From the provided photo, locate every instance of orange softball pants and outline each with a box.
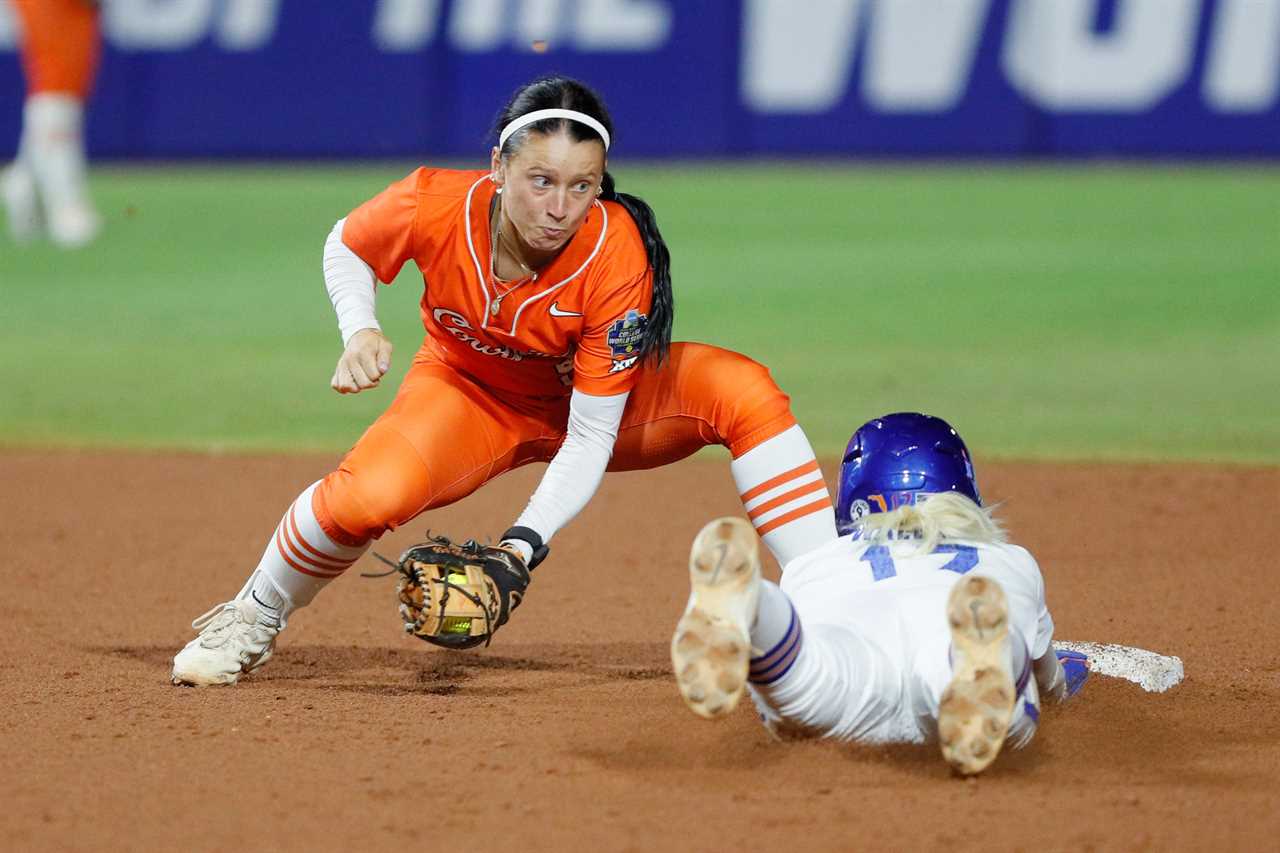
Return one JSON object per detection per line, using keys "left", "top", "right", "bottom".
{"left": 314, "top": 342, "right": 796, "bottom": 546}
{"left": 13, "top": 0, "right": 100, "bottom": 97}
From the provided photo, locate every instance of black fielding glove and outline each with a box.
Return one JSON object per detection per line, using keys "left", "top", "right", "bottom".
{"left": 394, "top": 534, "right": 533, "bottom": 650}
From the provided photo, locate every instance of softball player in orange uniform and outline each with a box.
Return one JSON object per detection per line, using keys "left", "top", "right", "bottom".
{"left": 2, "top": 0, "right": 101, "bottom": 247}
{"left": 173, "top": 76, "right": 838, "bottom": 686}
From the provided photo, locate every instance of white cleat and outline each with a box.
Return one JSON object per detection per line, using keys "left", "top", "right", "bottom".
{"left": 47, "top": 202, "right": 101, "bottom": 249}
{"left": 2, "top": 164, "right": 43, "bottom": 243}
{"left": 171, "top": 599, "right": 282, "bottom": 686}
{"left": 671, "top": 517, "right": 761, "bottom": 720}
{"left": 938, "top": 575, "right": 1016, "bottom": 775}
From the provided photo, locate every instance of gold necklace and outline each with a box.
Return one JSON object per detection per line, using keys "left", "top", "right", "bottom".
{"left": 490, "top": 206, "right": 538, "bottom": 316}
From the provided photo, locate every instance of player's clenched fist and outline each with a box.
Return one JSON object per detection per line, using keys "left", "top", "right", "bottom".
{"left": 331, "top": 328, "right": 393, "bottom": 394}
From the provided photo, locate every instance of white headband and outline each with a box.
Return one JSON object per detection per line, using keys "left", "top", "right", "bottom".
{"left": 498, "top": 108, "right": 611, "bottom": 152}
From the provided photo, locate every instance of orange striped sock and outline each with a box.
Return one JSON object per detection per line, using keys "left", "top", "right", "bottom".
{"left": 242, "top": 481, "right": 369, "bottom": 614}
{"left": 732, "top": 425, "right": 838, "bottom": 567}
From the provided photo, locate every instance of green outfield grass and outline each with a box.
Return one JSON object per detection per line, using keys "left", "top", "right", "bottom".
{"left": 2, "top": 163, "right": 1277, "bottom": 463}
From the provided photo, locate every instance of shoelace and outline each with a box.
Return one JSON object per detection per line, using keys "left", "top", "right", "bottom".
{"left": 190, "top": 602, "right": 233, "bottom": 632}
{"left": 189, "top": 600, "right": 277, "bottom": 649}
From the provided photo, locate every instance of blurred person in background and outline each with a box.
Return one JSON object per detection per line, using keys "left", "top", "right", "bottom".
{"left": 2, "top": 0, "right": 101, "bottom": 247}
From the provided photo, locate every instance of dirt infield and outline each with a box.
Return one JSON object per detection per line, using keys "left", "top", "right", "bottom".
{"left": 2, "top": 449, "right": 1277, "bottom": 852}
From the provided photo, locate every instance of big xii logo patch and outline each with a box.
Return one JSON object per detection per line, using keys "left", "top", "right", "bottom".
{"left": 606, "top": 309, "right": 647, "bottom": 373}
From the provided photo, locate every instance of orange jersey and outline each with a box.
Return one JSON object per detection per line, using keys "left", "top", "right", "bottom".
{"left": 342, "top": 168, "right": 653, "bottom": 398}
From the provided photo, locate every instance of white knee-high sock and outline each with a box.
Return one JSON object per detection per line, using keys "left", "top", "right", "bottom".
{"left": 745, "top": 584, "right": 805, "bottom": 734}
{"left": 1008, "top": 626, "right": 1031, "bottom": 693}
{"left": 2, "top": 156, "right": 40, "bottom": 241}
{"left": 748, "top": 582, "right": 803, "bottom": 686}
{"left": 24, "top": 93, "right": 99, "bottom": 246}
{"left": 25, "top": 95, "right": 89, "bottom": 204}
{"left": 3, "top": 107, "right": 40, "bottom": 241}
{"left": 732, "top": 424, "right": 838, "bottom": 567}
{"left": 235, "top": 481, "right": 369, "bottom": 620}
{"left": 1002, "top": 627, "right": 1039, "bottom": 749}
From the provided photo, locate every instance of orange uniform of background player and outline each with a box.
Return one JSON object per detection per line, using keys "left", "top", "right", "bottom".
{"left": 316, "top": 167, "right": 797, "bottom": 546}
{"left": 12, "top": 0, "right": 99, "bottom": 97}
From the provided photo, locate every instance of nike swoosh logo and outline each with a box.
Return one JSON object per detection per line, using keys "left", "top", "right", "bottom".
{"left": 548, "top": 302, "right": 582, "bottom": 318}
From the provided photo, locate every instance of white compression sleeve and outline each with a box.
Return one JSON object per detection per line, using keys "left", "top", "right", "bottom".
{"left": 512, "top": 389, "right": 628, "bottom": 544}
{"left": 323, "top": 217, "right": 380, "bottom": 346}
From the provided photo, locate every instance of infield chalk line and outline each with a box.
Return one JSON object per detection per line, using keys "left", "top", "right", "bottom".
{"left": 1053, "top": 641, "right": 1184, "bottom": 693}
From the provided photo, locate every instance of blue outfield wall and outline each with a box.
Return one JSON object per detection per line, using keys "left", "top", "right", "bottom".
{"left": 0, "top": 0, "right": 1277, "bottom": 159}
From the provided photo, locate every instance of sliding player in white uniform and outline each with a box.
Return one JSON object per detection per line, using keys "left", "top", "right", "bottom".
{"left": 670, "top": 413, "right": 1088, "bottom": 775}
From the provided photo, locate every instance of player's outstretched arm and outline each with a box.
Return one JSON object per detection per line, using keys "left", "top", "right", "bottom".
{"left": 331, "top": 328, "right": 392, "bottom": 394}
{"left": 506, "top": 389, "right": 628, "bottom": 555}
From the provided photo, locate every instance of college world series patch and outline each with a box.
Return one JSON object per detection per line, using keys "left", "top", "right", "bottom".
{"left": 606, "top": 309, "right": 647, "bottom": 372}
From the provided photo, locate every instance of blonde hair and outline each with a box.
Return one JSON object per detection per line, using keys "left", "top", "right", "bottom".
{"left": 854, "top": 492, "right": 1006, "bottom": 554}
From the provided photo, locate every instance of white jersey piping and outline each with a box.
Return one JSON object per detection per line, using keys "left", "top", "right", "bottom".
{"left": 505, "top": 200, "right": 608, "bottom": 336}
{"left": 462, "top": 175, "right": 492, "bottom": 319}
{"left": 461, "top": 175, "right": 610, "bottom": 337}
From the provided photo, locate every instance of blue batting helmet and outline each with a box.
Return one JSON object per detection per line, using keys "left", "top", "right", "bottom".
{"left": 835, "top": 413, "right": 981, "bottom": 535}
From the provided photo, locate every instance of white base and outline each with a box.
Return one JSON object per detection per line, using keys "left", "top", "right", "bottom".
{"left": 1053, "top": 640, "right": 1184, "bottom": 693}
